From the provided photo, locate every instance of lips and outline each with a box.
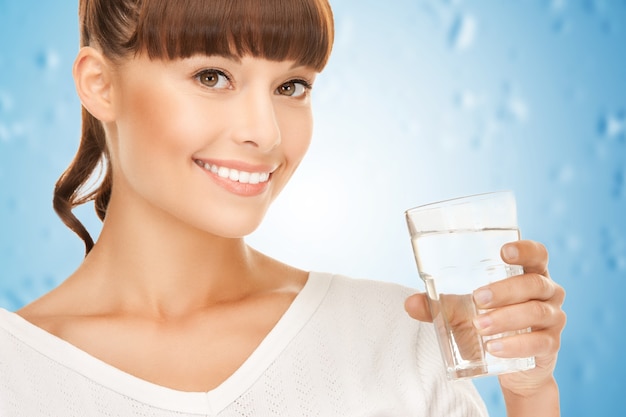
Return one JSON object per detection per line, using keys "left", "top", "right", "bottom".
{"left": 194, "top": 159, "right": 273, "bottom": 185}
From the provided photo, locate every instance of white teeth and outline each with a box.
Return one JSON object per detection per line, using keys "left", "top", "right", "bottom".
{"left": 197, "top": 160, "right": 272, "bottom": 184}
{"left": 218, "top": 166, "right": 230, "bottom": 178}
{"left": 239, "top": 171, "right": 250, "bottom": 183}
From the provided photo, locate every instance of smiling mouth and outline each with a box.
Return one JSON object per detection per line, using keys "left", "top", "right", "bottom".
{"left": 194, "top": 159, "right": 272, "bottom": 184}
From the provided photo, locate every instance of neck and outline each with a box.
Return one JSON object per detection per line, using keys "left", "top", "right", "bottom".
{"left": 72, "top": 192, "right": 266, "bottom": 319}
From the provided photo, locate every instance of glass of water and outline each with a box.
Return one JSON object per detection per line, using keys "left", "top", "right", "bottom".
{"left": 405, "top": 191, "right": 535, "bottom": 379}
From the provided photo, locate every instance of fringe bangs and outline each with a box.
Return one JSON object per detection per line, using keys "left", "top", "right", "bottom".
{"left": 131, "top": 0, "right": 333, "bottom": 71}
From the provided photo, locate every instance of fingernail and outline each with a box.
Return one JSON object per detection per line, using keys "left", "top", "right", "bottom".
{"left": 487, "top": 340, "right": 503, "bottom": 353}
{"left": 473, "top": 315, "right": 492, "bottom": 330}
{"left": 503, "top": 244, "right": 519, "bottom": 261}
{"left": 473, "top": 288, "right": 493, "bottom": 306}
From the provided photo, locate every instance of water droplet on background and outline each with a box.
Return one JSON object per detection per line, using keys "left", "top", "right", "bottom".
{"left": 0, "top": 121, "right": 28, "bottom": 144}
{"left": 612, "top": 168, "right": 624, "bottom": 199}
{"left": 583, "top": 0, "right": 607, "bottom": 15}
{"left": 600, "top": 228, "right": 626, "bottom": 272}
{"left": 564, "top": 234, "right": 583, "bottom": 252}
{"left": 0, "top": 92, "right": 14, "bottom": 113}
{"left": 449, "top": 13, "right": 477, "bottom": 51}
{"left": 598, "top": 111, "right": 625, "bottom": 139}
{"left": 471, "top": 118, "right": 499, "bottom": 150}
{"left": 455, "top": 90, "right": 481, "bottom": 111}
{"left": 549, "top": 0, "right": 568, "bottom": 13}
{"left": 498, "top": 96, "right": 529, "bottom": 123}
{"left": 0, "top": 123, "right": 10, "bottom": 143}
{"left": 552, "top": 164, "right": 576, "bottom": 184}
{"left": 552, "top": 17, "right": 572, "bottom": 34}
{"left": 3, "top": 198, "right": 17, "bottom": 213}
{"left": 35, "top": 49, "right": 60, "bottom": 71}
{"left": 0, "top": 290, "right": 24, "bottom": 313}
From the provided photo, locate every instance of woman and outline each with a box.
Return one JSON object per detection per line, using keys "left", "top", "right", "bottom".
{"left": 0, "top": 0, "right": 565, "bottom": 415}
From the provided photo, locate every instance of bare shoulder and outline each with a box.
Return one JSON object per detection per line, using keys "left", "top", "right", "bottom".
{"left": 15, "top": 284, "right": 76, "bottom": 335}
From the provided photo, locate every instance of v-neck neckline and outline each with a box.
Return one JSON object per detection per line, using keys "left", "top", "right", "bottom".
{"left": 0, "top": 272, "right": 333, "bottom": 415}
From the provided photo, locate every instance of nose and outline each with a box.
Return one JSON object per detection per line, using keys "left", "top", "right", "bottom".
{"left": 231, "top": 88, "right": 281, "bottom": 152}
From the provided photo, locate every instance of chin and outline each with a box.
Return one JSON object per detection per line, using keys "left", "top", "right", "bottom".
{"left": 200, "top": 214, "right": 266, "bottom": 240}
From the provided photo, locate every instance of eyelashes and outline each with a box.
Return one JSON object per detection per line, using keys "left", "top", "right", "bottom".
{"left": 195, "top": 69, "right": 231, "bottom": 89}
{"left": 276, "top": 79, "right": 312, "bottom": 98}
{"left": 193, "top": 69, "right": 313, "bottom": 98}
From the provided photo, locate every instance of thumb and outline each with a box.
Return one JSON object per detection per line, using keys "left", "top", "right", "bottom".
{"left": 404, "top": 292, "right": 433, "bottom": 322}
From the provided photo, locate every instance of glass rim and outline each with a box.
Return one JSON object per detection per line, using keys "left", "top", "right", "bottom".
{"left": 404, "top": 190, "right": 515, "bottom": 215}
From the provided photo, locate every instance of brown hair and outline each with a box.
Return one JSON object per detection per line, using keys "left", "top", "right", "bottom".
{"left": 54, "top": 0, "right": 334, "bottom": 254}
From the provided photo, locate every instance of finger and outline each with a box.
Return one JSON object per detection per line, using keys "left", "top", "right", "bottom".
{"left": 473, "top": 273, "right": 564, "bottom": 309}
{"left": 404, "top": 292, "right": 433, "bottom": 322}
{"left": 473, "top": 300, "right": 564, "bottom": 336}
{"left": 484, "top": 329, "right": 561, "bottom": 359}
{"left": 501, "top": 240, "right": 549, "bottom": 276}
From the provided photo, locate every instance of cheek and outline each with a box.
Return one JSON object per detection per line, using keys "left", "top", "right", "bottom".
{"left": 117, "top": 89, "right": 203, "bottom": 167}
{"left": 129, "top": 92, "right": 190, "bottom": 148}
{"left": 280, "top": 107, "right": 313, "bottom": 165}
{"left": 111, "top": 87, "right": 211, "bottom": 203}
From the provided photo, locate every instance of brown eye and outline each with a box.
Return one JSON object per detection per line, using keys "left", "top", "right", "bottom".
{"left": 277, "top": 80, "right": 310, "bottom": 97}
{"left": 196, "top": 69, "right": 230, "bottom": 89}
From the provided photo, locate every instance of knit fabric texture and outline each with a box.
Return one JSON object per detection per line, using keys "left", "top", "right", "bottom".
{"left": 0, "top": 272, "right": 488, "bottom": 416}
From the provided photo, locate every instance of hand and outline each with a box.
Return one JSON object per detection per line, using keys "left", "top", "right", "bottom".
{"left": 405, "top": 240, "right": 566, "bottom": 402}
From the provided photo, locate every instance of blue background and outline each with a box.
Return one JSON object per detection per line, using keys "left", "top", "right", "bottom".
{"left": 1, "top": 1, "right": 625, "bottom": 415}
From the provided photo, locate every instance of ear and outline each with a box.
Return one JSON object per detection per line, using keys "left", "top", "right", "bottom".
{"left": 73, "top": 46, "right": 116, "bottom": 122}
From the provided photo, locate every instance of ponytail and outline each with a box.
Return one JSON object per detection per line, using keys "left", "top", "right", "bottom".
{"left": 53, "top": 108, "right": 112, "bottom": 255}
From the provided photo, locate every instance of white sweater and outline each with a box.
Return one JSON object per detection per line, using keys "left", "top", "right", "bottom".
{"left": 0, "top": 272, "right": 488, "bottom": 416}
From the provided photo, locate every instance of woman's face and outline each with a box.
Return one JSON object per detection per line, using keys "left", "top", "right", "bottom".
{"left": 106, "top": 54, "right": 317, "bottom": 238}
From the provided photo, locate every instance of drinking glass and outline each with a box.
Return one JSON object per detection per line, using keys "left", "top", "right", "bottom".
{"left": 405, "top": 191, "right": 535, "bottom": 379}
